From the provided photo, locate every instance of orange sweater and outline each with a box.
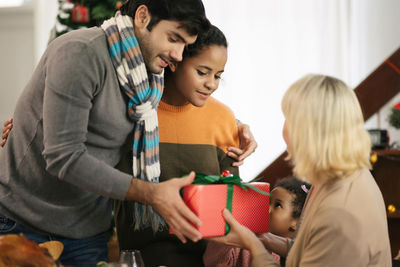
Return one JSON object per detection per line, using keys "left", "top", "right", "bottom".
{"left": 158, "top": 96, "right": 240, "bottom": 180}
{"left": 116, "top": 97, "right": 240, "bottom": 267}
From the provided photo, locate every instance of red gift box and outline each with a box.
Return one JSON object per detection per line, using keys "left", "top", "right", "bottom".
{"left": 181, "top": 182, "right": 269, "bottom": 237}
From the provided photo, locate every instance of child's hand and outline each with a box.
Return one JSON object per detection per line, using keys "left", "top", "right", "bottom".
{"left": 228, "top": 123, "right": 257, "bottom": 166}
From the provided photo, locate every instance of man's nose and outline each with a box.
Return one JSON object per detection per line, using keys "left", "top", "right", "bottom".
{"left": 170, "top": 44, "right": 184, "bottom": 62}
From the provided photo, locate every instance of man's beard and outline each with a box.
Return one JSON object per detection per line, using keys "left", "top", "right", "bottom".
{"left": 136, "top": 32, "right": 162, "bottom": 74}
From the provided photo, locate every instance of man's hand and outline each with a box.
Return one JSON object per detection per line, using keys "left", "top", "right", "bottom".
{"left": 228, "top": 123, "right": 257, "bottom": 166}
{"left": 125, "top": 172, "right": 202, "bottom": 244}
{"left": 1, "top": 118, "right": 13, "bottom": 147}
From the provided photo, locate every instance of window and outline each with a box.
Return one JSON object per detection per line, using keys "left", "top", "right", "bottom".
{"left": 0, "top": 0, "right": 32, "bottom": 8}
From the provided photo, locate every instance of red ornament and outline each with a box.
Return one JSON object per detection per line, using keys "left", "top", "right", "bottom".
{"left": 116, "top": 1, "right": 123, "bottom": 10}
{"left": 394, "top": 102, "right": 400, "bottom": 110}
{"left": 72, "top": 3, "right": 90, "bottom": 23}
{"left": 221, "top": 170, "right": 231, "bottom": 177}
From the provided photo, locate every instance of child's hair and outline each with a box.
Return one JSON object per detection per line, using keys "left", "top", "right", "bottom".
{"left": 165, "top": 24, "right": 227, "bottom": 78}
{"left": 274, "top": 177, "right": 311, "bottom": 219}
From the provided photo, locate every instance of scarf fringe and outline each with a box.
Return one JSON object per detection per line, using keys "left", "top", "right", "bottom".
{"left": 132, "top": 202, "right": 167, "bottom": 232}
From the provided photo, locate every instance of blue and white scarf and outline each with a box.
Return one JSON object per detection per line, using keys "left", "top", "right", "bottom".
{"left": 101, "top": 11, "right": 165, "bottom": 231}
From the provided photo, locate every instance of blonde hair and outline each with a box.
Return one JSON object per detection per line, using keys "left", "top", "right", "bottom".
{"left": 281, "top": 74, "right": 371, "bottom": 184}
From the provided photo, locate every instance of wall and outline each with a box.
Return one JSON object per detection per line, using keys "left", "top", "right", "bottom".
{"left": 202, "top": 0, "right": 400, "bottom": 179}
{"left": 0, "top": 5, "right": 34, "bottom": 124}
{"left": 350, "top": 0, "right": 400, "bottom": 148}
{"left": 0, "top": 0, "right": 57, "bottom": 125}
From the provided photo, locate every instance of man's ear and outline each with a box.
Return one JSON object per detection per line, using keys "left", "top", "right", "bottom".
{"left": 134, "top": 5, "right": 151, "bottom": 29}
{"left": 168, "top": 62, "right": 178, "bottom": 72}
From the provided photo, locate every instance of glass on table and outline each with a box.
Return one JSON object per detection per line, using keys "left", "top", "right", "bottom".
{"left": 119, "top": 249, "right": 145, "bottom": 267}
{"left": 96, "top": 262, "right": 128, "bottom": 267}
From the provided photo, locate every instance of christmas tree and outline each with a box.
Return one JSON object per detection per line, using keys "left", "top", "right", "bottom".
{"left": 388, "top": 102, "right": 400, "bottom": 129}
{"left": 55, "top": 0, "right": 122, "bottom": 37}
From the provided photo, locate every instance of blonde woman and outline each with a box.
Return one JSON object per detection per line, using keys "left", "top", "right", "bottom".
{"left": 211, "top": 74, "right": 391, "bottom": 266}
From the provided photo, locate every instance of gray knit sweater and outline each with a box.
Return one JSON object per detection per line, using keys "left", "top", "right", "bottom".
{"left": 0, "top": 27, "right": 134, "bottom": 239}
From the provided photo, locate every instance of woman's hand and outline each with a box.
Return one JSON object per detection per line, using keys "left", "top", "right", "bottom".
{"left": 257, "top": 232, "right": 291, "bottom": 257}
{"left": 228, "top": 123, "right": 257, "bottom": 166}
{"left": 1, "top": 118, "right": 13, "bottom": 147}
{"left": 209, "top": 209, "right": 266, "bottom": 256}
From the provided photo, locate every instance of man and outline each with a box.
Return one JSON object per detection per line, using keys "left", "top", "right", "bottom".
{"left": 0, "top": 0, "right": 257, "bottom": 266}
{"left": 0, "top": 1, "right": 209, "bottom": 266}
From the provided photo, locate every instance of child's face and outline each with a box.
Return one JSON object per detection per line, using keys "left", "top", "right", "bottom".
{"left": 164, "top": 45, "right": 227, "bottom": 107}
{"left": 269, "top": 187, "right": 298, "bottom": 239}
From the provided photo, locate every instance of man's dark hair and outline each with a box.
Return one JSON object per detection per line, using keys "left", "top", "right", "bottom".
{"left": 120, "top": 0, "right": 210, "bottom": 36}
{"left": 275, "top": 176, "right": 311, "bottom": 219}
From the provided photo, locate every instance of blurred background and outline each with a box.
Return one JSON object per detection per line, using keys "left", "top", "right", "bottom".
{"left": 0, "top": 0, "right": 399, "bottom": 180}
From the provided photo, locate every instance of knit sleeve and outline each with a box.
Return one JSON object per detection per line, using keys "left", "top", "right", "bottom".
{"left": 208, "top": 98, "right": 240, "bottom": 175}
{"left": 41, "top": 36, "right": 132, "bottom": 199}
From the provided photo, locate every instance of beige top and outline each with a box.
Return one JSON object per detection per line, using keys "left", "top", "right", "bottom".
{"left": 252, "top": 168, "right": 391, "bottom": 267}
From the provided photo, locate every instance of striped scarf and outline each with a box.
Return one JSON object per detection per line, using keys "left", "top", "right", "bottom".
{"left": 101, "top": 11, "right": 165, "bottom": 231}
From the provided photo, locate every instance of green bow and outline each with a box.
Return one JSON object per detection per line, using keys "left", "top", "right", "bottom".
{"left": 192, "top": 174, "right": 269, "bottom": 196}
{"left": 187, "top": 173, "right": 269, "bottom": 234}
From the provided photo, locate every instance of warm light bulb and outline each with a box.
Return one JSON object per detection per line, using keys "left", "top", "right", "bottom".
{"left": 370, "top": 153, "right": 378, "bottom": 164}
{"left": 388, "top": 204, "right": 396, "bottom": 213}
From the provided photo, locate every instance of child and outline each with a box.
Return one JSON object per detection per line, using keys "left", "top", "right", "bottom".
{"left": 114, "top": 25, "right": 240, "bottom": 267}
{"left": 269, "top": 177, "right": 311, "bottom": 240}
{"left": 203, "top": 176, "right": 311, "bottom": 267}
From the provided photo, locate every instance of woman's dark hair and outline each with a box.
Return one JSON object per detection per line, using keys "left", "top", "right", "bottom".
{"left": 183, "top": 24, "right": 228, "bottom": 58}
{"left": 274, "top": 176, "right": 311, "bottom": 219}
{"left": 164, "top": 24, "right": 227, "bottom": 79}
{"left": 120, "top": 0, "right": 210, "bottom": 36}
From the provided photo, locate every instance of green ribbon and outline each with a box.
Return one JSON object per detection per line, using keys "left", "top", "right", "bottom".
{"left": 189, "top": 174, "right": 269, "bottom": 234}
